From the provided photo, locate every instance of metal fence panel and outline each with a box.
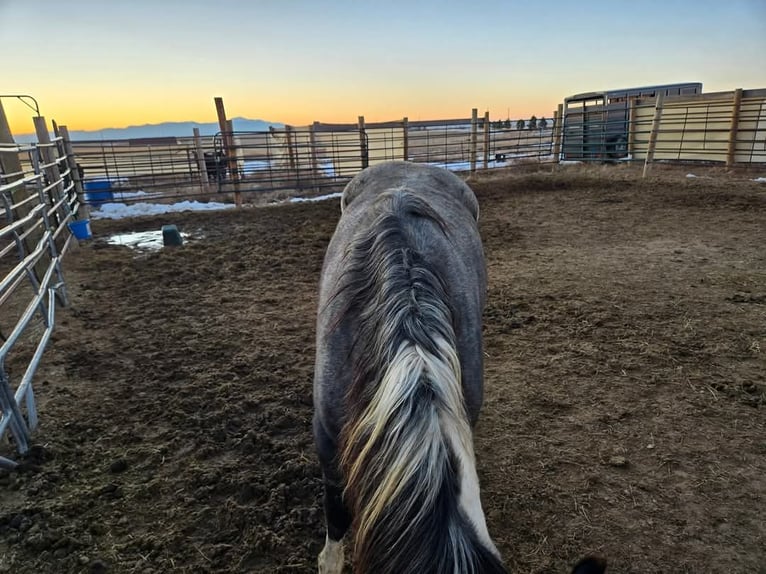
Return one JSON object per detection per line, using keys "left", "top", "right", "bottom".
{"left": 0, "top": 138, "right": 76, "bottom": 468}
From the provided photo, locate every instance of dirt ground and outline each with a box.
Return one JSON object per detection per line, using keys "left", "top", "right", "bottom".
{"left": 1, "top": 164, "right": 764, "bottom": 573}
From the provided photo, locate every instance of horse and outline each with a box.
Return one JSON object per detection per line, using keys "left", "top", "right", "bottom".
{"left": 312, "top": 161, "right": 606, "bottom": 574}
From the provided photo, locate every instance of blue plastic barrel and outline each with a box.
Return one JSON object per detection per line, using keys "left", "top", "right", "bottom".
{"left": 83, "top": 180, "right": 114, "bottom": 206}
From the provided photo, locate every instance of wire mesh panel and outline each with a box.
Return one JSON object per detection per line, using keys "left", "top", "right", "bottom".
{"left": 652, "top": 96, "right": 732, "bottom": 161}
{"left": 486, "top": 118, "right": 556, "bottom": 166}
{"left": 406, "top": 117, "right": 555, "bottom": 171}
{"left": 206, "top": 127, "right": 363, "bottom": 198}
{"left": 738, "top": 97, "right": 766, "bottom": 164}
{"left": 407, "top": 119, "right": 474, "bottom": 169}
{"left": 627, "top": 90, "right": 766, "bottom": 164}
{"left": 72, "top": 137, "right": 210, "bottom": 203}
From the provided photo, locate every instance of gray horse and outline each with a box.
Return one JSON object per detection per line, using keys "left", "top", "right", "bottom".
{"left": 313, "top": 161, "right": 605, "bottom": 574}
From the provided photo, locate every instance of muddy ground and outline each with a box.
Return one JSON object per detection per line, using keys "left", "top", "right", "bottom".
{"left": 1, "top": 165, "right": 764, "bottom": 573}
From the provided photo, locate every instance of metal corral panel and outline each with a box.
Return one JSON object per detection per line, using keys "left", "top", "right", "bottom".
{"left": 631, "top": 89, "right": 766, "bottom": 163}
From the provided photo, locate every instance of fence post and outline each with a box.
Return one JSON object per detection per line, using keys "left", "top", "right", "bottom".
{"left": 0, "top": 102, "right": 23, "bottom": 180}
{"left": 192, "top": 128, "right": 210, "bottom": 194}
{"left": 627, "top": 98, "right": 638, "bottom": 159}
{"left": 0, "top": 370, "right": 31, "bottom": 457}
{"left": 358, "top": 115, "right": 368, "bottom": 169}
{"left": 402, "top": 117, "right": 409, "bottom": 161}
{"left": 642, "top": 92, "right": 665, "bottom": 178}
{"left": 214, "top": 97, "right": 242, "bottom": 206}
{"left": 470, "top": 108, "right": 478, "bottom": 174}
{"left": 30, "top": 117, "right": 64, "bottom": 292}
{"left": 552, "top": 103, "right": 564, "bottom": 163}
{"left": 726, "top": 88, "right": 743, "bottom": 168}
{"left": 214, "top": 96, "right": 230, "bottom": 155}
{"left": 58, "top": 125, "right": 85, "bottom": 209}
{"left": 0, "top": 104, "right": 30, "bottom": 272}
{"left": 285, "top": 125, "right": 297, "bottom": 183}
{"left": 226, "top": 119, "right": 242, "bottom": 207}
{"left": 483, "top": 111, "right": 490, "bottom": 170}
{"left": 310, "top": 122, "right": 320, "bottom": 192}
{"left": 33, "top": 116, "right": 68, "bottom": 222}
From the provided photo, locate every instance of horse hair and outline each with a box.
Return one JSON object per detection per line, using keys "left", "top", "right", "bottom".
{"left": 333, "top": 190, "right": 506, "bottom": 574}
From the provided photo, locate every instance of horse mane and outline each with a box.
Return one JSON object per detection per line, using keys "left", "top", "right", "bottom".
{"left": 332, "top": 190, "right": 506, "bottom": 574}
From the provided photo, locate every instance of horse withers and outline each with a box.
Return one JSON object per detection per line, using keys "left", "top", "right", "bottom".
{"left": 312, "top": 161, "right": 605, "bottom": 574}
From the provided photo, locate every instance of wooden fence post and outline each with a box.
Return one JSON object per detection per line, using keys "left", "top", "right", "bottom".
{"left": 552, "top": 103, "right": 564, "bottom": 163}
{"left": 470, "top": 108, "right": 478, "bottom": 174}
{"left": 643, "top": 92, "right": 665, "bottom": 178}
{"left": 402, "top": 117, "right": 409, "bottom": 161}
{"left": 192, "top": 127, "right": 210, "bottom": 194}
{"left": 33, "top": 116, "right": 67, "bottom": 221}
{"left": 358, "top": 115, "right": 368, "bottom": 169}
{"left": 214, "top": 97, "right": 241, "bottom": 206}
{"left": 0, "top": 102, "right": 23, "bottom": 179}
{"left": 1, "top": 103, "right": 44, "bottom": 268}
{"left": 31, "top": 116, "right": 65, "bottom": 275}
{"left": 58, "top": 125, "right": 87, "bottom": 214}
{"left": 483, "top": 111, "right": 490, "bottom": 170}
{"left": 214, "top": 96, "right": 230, "bottom": 154}
{"left": 726, "top": 88, "right": 743, "bottom": 168}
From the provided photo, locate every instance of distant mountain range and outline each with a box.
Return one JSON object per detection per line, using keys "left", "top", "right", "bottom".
{"left": 15, "top": 117, "right": 284, "bottom": 143}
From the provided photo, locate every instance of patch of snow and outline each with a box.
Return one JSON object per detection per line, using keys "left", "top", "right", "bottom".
{"left": 288, "top": 192, "right": 342, "bottom": 204}
{"left": 318, "top": 159, "right": 336, "bottom": 178}
{"left": 427, "top": 161, "right": 473, "bottom": 172}
{"left": 110, "top": 190, "right": 149, "bottom": 199}
{"left": 241, "top": 160, "right": 271, "bottom": 175}
{"left": 91, "top": 200, "right": 235, "bottom": 220}
{"left": 752, "top": 177, "right": 766, "bottom": 183}
{"left": 107, "top": 230, "right": 190, "bottom": 250}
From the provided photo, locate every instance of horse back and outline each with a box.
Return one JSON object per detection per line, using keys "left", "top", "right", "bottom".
{"left": 314, "top": 162, "right": 487, "bottom": 441}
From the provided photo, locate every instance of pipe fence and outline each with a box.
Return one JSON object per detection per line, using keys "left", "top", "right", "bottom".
{"left": 68, "top": 112, "right": 558, "bottom": 204}
{"left": 67, "top": 89, "right": 765, "bottom": 206}
{"left": 0, "top": 134, "right": 79, "bottom": 468}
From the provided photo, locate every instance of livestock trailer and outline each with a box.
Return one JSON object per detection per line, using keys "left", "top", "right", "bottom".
{"left": 561, "top": 82, "right": 703, "bottom": 160}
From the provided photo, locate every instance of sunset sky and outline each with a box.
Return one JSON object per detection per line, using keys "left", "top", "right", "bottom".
{"left": 2, "top": 0, "right": 765, "bottom": 136}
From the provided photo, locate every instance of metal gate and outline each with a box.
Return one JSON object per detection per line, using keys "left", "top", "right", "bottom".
{"left": 210, "top": 126, "right": 369, "bottom": 195}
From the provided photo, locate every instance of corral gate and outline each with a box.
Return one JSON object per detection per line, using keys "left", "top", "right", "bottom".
{"left": 209, "top": 125, "right": 371, "bottom": 195}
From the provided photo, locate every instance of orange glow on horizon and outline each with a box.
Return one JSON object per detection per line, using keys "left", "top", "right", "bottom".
{"left": 3, "top": 1, "right": 765, "bottom": 139}
{"left": 4, "top": 90, "right": 562, "bottom": 136}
